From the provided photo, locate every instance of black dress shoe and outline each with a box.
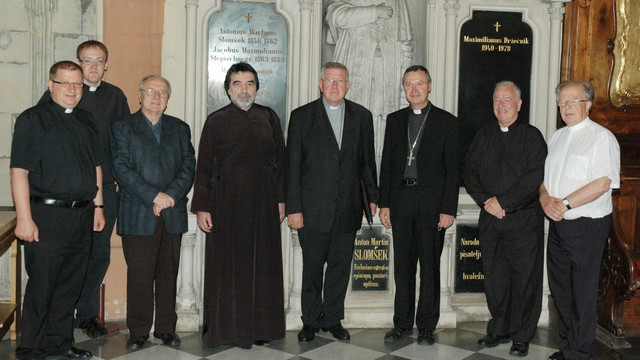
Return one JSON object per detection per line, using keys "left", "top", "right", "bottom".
{"left": 126, "top": 335, "right": 149, "bottom": 350}
{"left": 323, "top": 323, "right": 350, "bottom": 340}
{"left": 298, "top": 324, "right": 318, "bottom": 341}
{"left": 45, "top": 347, "right": 93, "bottom": 359}
{"left": 477, "top": 333, "right": 511, "bottom": 348}
{"left": 418, "top": 328, "right": 435, "bottom": 345}
{"left": 78, "top": 318, "right": 108, "bottom": 339}
{"left": 254, "top": 340, "right": 269, "bottom": 346}
{"left": 153, "top": 332, "right": 181, "bottom": 346}
{"left": 510, "top": 342, "right": 529, "bottom": 357}
{"left": 384, "top": 326, "right": 413, "bottom": 342}
{"left": 549, "top": 351, "right": 566, "bottom": 360}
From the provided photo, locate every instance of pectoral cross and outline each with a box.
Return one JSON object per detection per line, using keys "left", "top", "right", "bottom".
{"left": 407, "top": 149, "right": 416, "bottom": 166}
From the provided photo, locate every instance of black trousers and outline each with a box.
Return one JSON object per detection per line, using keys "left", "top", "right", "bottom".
{"left": 479, "top": 207, "right": 544, "bottom": 342}
{"left": 391, "top": 186, "right": 444, "bottom": 330}
{"left": 548, "top": 215, "right": 611, "bottom": 360}
{"left": 75, "top": 183, "right": 118, "bottom": 325}
{"left": 16, "top": 203, "right": 93, "bottom": 360}
{"left": 121, "top": 217, "right": 182, "bottom": 336}
{"left": 298, "top": 221, "right": 356, "bottom": 328}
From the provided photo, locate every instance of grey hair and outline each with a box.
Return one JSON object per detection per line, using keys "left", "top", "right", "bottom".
{"left": 555, "top": 80, "right": 594, "bottom": 102}
{"left": 494, "top": 81, "right": 521, "bottom": 100}
{"left": 320, "top": 62, "right": 349, "bottom": 81}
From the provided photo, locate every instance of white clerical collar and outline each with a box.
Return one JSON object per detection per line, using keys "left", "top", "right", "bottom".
{"left": 65, "top": 108, "right": 73, "bottom": 113}
{"left": 89, "top": 86, "right": 98, "bottom": 92}
{"left": 500, "top": 126, "right": 509, "bottom": 132}
{"left": 329, "top": 105, "right": 340, "bottom": 111}
{"left": 413, "top": 109, "right": 421, "bottom": 115}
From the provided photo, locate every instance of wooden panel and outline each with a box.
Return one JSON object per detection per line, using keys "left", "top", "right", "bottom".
{"left": 562, "top": 0, "right": 640, "bottom": 339}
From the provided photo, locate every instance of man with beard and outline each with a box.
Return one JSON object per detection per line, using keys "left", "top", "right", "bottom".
{"left": 192, "top": 62, "right": 286, "bottom": 349}
{"left": 286, "top": 62, "right": 379, "bottom": 342}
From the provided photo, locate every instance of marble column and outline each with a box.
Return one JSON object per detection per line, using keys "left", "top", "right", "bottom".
{"left": 25, "top": 0, "right": 56, "bottom": 104}
{"left": 442, "top": 0, "right": 460, "bottom": 113}
{"left": 544, "top": 0, "right": 571, "bottom": 139}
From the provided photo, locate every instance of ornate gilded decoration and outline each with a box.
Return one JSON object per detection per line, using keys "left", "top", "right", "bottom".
{"left": 609, "top": 0, "right": 640, "bottom": 108}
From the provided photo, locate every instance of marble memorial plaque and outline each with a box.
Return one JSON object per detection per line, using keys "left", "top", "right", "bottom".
{"left": 455, "top": 224, "right": 485, "bottom": 293}
{"left": 208, "top": 1, "right": 288, "bottom": 130}
{"left": 457, "top": 11, "right": 533, "bottom": 167}
{"left": 352, "top": 227, "right": 390, "bottom": 291}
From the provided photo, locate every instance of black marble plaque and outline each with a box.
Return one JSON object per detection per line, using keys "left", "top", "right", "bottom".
{"left": 455, "top": 224, "right": 485, "bottom": 293}
{"left": 457, "top": 11, "right": 533, "bottom": 175}
{"left": 351, "top": 226, "right": 390, "bottom": 291}
{"left": 207, "top": 1, "right": 288, "bottom": 131}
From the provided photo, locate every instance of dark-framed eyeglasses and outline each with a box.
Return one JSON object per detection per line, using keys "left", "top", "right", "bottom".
{"left": 51, "top": 80, "right": 83, "bottom": 89}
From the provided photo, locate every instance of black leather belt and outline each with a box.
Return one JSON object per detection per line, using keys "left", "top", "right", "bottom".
{"left": 402, "top": 178, "right": 418, "bottom": 186}
{"left": 30, "top": 196, "right": 91, "bottom": 208}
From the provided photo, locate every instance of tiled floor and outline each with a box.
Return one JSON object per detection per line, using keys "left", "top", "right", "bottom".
{"left": 1, "top": 322, "right": 638, "bottom": 359}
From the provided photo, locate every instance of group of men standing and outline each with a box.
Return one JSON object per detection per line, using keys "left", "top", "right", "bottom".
{"left": 9, "top": 39, "right": 618, "bottom": 360}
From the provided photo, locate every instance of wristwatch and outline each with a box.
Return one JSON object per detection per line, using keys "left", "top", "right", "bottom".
{"left": 562, "top": 198, "right": 571, "bottom": 210}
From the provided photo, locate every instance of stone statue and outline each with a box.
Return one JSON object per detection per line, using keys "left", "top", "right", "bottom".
{"left": 326, "top": 0, "right": 414, "bottom": 167}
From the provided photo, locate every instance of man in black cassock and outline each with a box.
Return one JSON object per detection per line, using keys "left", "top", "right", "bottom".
{"left": 463, "top": 81, "right": 547, "bottom": 357}
{"left": 192, "top": 62, "right": 286, "bottom": 349}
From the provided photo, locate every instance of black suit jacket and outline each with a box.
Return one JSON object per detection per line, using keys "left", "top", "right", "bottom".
{"left": 379, "top": 104, "right": 459, "bottom": 226}
{"left": 111, "top": 110, "right": 196, "bottom": 236}
{"left": 286, "top": 98, "right": 379, "bottom": 233}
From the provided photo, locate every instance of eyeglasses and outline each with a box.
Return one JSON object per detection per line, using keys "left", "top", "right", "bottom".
{"left": 557, "top": 99, "right": 589, "bottom": 107}
{"left": 141, "top": 88, "right": 170, "bottom": 98}
{"left": 51, "top": 80, "right": 83, "bottom": 89}
{"left": 324, "top": 78, "right": 348, "bottom": 86}
{"left": 78, "top": 59, "right": 106, "bottom": 66}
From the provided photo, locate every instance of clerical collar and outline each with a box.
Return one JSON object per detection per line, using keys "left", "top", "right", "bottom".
{"left": 323, "top": 98, "right": 344, "bottom": 111}
{"left": 500, "top": 126, "right": 509, "bottom": 132}
{"left": 89, "top": 86, "right": 98, "bottom": 92}
{"left": 411, "top": 103, "right": 430, "bottom": 115}
{"left": 65, "top": 108, "right": 73, "bottom": 113}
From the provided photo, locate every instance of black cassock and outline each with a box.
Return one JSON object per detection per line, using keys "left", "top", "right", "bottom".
{"left": 463, "top": 119, "right": 547, "bottom": 342}
{"left": 192, "top": 103, "right": 285, "bottom": 348}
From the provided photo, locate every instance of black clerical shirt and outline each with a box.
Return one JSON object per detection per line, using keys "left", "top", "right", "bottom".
{"left": 10, "top": 101, "right": 103, "bottom": 201}
{"left": 38, "top": 81, "right": 129, "bottom": 184}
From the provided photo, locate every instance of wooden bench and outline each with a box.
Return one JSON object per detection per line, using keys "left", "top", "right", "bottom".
{"left": 0, "top": 210, "right": 20, "bottom": 340}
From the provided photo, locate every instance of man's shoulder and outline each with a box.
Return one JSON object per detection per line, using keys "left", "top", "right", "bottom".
{"left": 429, "top": 104, "right": 456, "bottom": 120}
{"left": 344, "top": 98, "right": 370, "bottom": 114}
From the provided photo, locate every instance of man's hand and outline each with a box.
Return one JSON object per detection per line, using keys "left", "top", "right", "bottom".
{"left": 153, "top": 192, "right": 175, "bottom": 210}
{"left": 288, "top": 212, "right": 304, "bottom": 230}
{"left": 379, "top": 207, "right": 391, "bottom": 229}
{"left": 15, "top": 218, "right": 39, "bottom": 242}
{"left": 540, "top": 193, "right": 565, "bottom": 222}
{"left": 197, "top": 211, "right": 213, "bottom": 233}
{"left": 94, "top": 208, "right": 106, "bottom": 232}
{"left": 438, "top": 214, "right": 454, "bottom": 231}
{"left": 484, "top": 197, "right": 505, "bottom": 219}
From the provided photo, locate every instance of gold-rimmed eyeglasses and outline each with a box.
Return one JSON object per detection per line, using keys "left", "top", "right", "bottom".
{"left": 557, "top": 99, "right": 589, "bottom": 107}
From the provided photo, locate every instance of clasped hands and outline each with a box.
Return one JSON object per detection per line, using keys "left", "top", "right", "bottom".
{"left": 153, "top": 192, "right": 175, "bottom": 216}
{"left": 484, "top": 197, "right": 505, "bottom": 219}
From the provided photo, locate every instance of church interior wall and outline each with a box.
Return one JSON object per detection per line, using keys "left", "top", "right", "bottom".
{"left": 0, "top": 0, "right": 585, "bottom": 331}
